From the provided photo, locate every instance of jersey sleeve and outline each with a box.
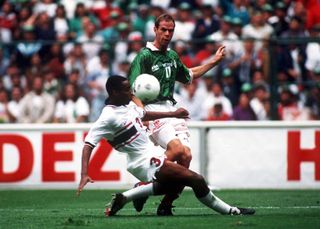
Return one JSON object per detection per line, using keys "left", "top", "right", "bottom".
{"left": 84, "top": 111, "right": 113, "bottom": 147}
{"left": 173, "top": 51, "right": 192, "bottom": 84}
{"left": 128, "top": 49, "right": 149, "bottom": 86}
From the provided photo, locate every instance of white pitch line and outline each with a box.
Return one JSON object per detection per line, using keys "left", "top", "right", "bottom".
{"left": 0, "top": 206, "right": 319, "bottom": 212}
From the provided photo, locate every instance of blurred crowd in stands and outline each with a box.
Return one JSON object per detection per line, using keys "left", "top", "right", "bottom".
{"left": 0, "top": 0, "right": 319, "bottom": 123}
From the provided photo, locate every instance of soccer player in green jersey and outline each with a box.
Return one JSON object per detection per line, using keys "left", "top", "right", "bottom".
{"left": 128, "top": 14, "right": 226, "bottom": 216}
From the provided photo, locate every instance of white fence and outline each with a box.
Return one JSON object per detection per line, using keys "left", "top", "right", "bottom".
{"left": 0, "top": 121, "right": 319, "bottom": 189}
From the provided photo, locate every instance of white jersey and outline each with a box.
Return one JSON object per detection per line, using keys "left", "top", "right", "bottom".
{"left": 85, "top": 102, "right": 165, "bottom": 182}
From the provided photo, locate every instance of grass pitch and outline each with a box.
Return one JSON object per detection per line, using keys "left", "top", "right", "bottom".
{"left": 0, "top": 189, "right": 319, "bottom": 229}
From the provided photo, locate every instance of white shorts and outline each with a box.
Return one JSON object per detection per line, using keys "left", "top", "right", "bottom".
{"left": 127, "top": 147, "right": 166, "bottom": 182}
{"left": 145, "top": 101, "right": 191, "bottom": 149}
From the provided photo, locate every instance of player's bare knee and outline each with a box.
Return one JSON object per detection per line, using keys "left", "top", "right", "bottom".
{"left": 167, "top": 139, "right": 185, "bottom": 159}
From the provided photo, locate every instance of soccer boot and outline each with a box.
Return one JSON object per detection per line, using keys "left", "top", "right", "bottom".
{"left": 229, "top": 207, "right": 255, "bottom": 215}
{"left": 132, "top": 182, "right": 149, "bottom": 212}
{"left": 157, "top": 203, "right": 175, "bottom": 216}
{"left": 105, "top": 193, "right": 127, "bottom": 217}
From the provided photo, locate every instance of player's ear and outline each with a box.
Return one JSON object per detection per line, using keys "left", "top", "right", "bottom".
{"left": 153, "top": 26, "right": 157, "bottom": 34}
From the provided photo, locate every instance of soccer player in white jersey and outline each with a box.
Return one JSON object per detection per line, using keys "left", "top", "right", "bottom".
{"left": 77, "top": 75, "right": 255, "bottom": 217}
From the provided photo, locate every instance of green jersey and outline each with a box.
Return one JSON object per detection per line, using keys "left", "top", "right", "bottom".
{"left": 128, "top": 42, "right": 192, "bottom": 103}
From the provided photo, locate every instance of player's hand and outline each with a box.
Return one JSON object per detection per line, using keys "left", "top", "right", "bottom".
{"left": 174, "top": 108, "right": 189, "bottom": 119}
{"left": 213, "top": 46, "right": 226, "bottom": 63}
{"left": 77, "top": 174, "right": 94, "bottom": 196}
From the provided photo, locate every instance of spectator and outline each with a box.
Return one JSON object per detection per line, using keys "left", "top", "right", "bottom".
{"left": 201, "top": 82, "right": 233, "bottom": 120}
{"left": 132, "top": 4, "right": 151, "bottom": 37}
{"left": 233, "top": 93, "right": 257, "bottom": 120}
{"left": 76, "top": 20, "right": 103, "bottom": 60}
{"left": 25, "top": 53, "right": 43, "bottom": 91}
{"left": 53, "top": 4, "right": 69, "bottom": 40}
{"left": 221, "top": 68, "right": 239, "bottom": 106}
{"left": 13, "top": 6, "right": 32, "bottom": 40}
{"left": 278, "top": 16, "right": 307, "bottom": 86}
{"left": 34, "top": 12, "right": 56, "bottom": 42}
{"left": 230, "top": 17, "right": 243, "bottom": 38}
{"left": 250, "top": 83, "right": 269, "bottom": 120}
{"left": 268, "top": 2, "right": 289, "bottom": 36}
{"left": 228, "top": 37, "right": 261, "bottom": 86}
{"left": 242, "top": 10, "right": 274, "bottom": 50}
{"left": 192, "top": 4, "right": 220, "bottom": 40}
{"left": 53, "top": 83, "right": 89, "bottom": 123}
{"left": 305, "top": 82, "right": 320, "bottom": 119}
{"left": 64, "top": 43, "right": 87, "bottom": 86}
{"left": 15, "top": 26, "right": 42, "bottom": 70}
{"left": 45, "top": 43, "right": 65, "bottom": 80}
{"left": 175, "top": 81, "right": 205, "bottom": 121}
{"left": 19, "top": 76, "right": 55, "bottom": 123}
{"left": 305, "top": 25, "right": 320, "bottom": 81}
{"left": 277, "top": 85, "right": 310, "bottom": 120}
{"left": 0, "top": 1, "right": 16, "bottom": 43}
{"left": 99, "top": 11, "right": 123, "bottom": 42}
{"left": 207, "top": 99, "right": 231, "bottom": 121}
{"left": 194, "top": 38, "right": 218, "bottom": 66}
{"left": 43, "top": 68, "right": 60, "bottom": 97}
{"left": 86, "top": 48, "right": 111, "bottom": 122}
{"left": 7, "top": 86, "right": 23, "bottom": 123}
{"left": 3, "top": 64, "right": 25, "bottom": 92}
{"left": 33, "top": 0, "right": 57, "bottom": 18}
{"left": 174, "top": 40, "right": 195, "bottom": 68}
{"left": 172, "top": 3, "right": 195, "bottom": 41}
{"left": 69, "top": 3, "right": 99, "bottom": 39}
{"left": 90, "top": 0, "right": 123, "bottom": 29}
{"left": 0, "top": 89, "right": 9, "bottom": 123}
{"left": 127, "top": 31, "right": 144, "bottom": 63}
{"left": 0, "top": 48, "right": 10, "bottom": 76}
{"left": 209, "top": 16, "right": 241, "bottom": 58}
{"left": 219, "top": 0, "right": 250, "bottom": 25}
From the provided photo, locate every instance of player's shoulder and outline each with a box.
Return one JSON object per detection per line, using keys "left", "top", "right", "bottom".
{"left": 137, "top": 47, "right": 152, "bottom": 57}
{"left": 168, "top": 49, "right": 179, "bottom": 58}
{"left": 98, "top": 105, "right": 117, "bottom": 121}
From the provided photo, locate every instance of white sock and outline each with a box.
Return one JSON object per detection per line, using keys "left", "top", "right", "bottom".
{"left": 198, "top": 191, "right": 235, "bottom": 214}
{"left": 122, "top": 183, "right": 154, "bottom": 203}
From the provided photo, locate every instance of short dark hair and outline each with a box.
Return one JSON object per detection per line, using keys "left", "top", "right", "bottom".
{"left": 154, "top": 14, "right": 175, "bottom": 28}
{"left": 105, "top": 75, "right": 127, "bottom": 96}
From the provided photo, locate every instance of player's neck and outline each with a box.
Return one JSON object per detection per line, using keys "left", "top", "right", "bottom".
{"left": 153, "top": 41, "right": 167, "bottom": 52}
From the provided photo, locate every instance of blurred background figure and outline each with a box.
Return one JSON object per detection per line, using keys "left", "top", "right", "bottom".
{"left": 233, "top": 93, "right": 257, "bottom": 121}
{"left": 277, "top": 85, "right": 311, "bottom": 121}
{"left": 7, "top": 86, "right": 23, "bottom": 123}
{"left": 53, "top": 83, "right": 90, "bottom": 123}
{"left": 201, "top": 82, "right": 233, "bottom": 120}
{"left": 175, "top": 81, "right": 204, "bottom": 121}
{"left": 18, "top": 76, "right": 55, "bottom": 123}
{"left": 207, "top": 99, "right": 231, "bottom": 121}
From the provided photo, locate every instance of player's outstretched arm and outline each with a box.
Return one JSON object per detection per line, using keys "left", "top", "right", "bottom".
{"left": 190, "top": 46, "right": 226, "bottom": 79}
{"left": 132, "top": 95, "right": 144, "bottom": 108}
{"left": 77, "top": 145, "right": 94, "bottom": 196}
{"left": 142, "top": 108, "right": 189, "bottom": 121}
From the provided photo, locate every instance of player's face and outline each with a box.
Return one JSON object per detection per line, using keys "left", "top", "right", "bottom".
{"left": 118, "top": 81, "right": 133, "bottom": 105}
{"left": 154, "top": 20, "right": 175, "bottom": 50}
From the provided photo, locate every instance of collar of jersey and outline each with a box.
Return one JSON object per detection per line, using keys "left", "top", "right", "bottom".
{"left": 146, "top": 42, "right": 170, "bottom": 51}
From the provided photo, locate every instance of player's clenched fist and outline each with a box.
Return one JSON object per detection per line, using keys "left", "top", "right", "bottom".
{"left": 212, "top": 46, "right": 226, "bottom": 63}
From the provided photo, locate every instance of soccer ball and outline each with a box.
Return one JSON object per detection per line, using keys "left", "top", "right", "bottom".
{"left": 133, "top": 74, "right": 160, "bottom": 103}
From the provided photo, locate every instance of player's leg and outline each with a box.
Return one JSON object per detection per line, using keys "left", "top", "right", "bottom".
{"left": 155, "top": 160, "right": 241, "bottom": 215}
{"left": 156, "top": 130, "right": 192, "bottom": 215}
{"left": 157, "top": 145, "right": 191, "bottom": 215}
{"left": 133, "top": 123, "right": 189, "bottom": 214}
{"left": 107, "top": 160, "right": 255, "bottom": 216}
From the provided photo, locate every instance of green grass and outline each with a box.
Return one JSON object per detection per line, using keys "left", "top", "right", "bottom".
{"left": 0, "top": 189, "right": 320, "bottom": 229}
